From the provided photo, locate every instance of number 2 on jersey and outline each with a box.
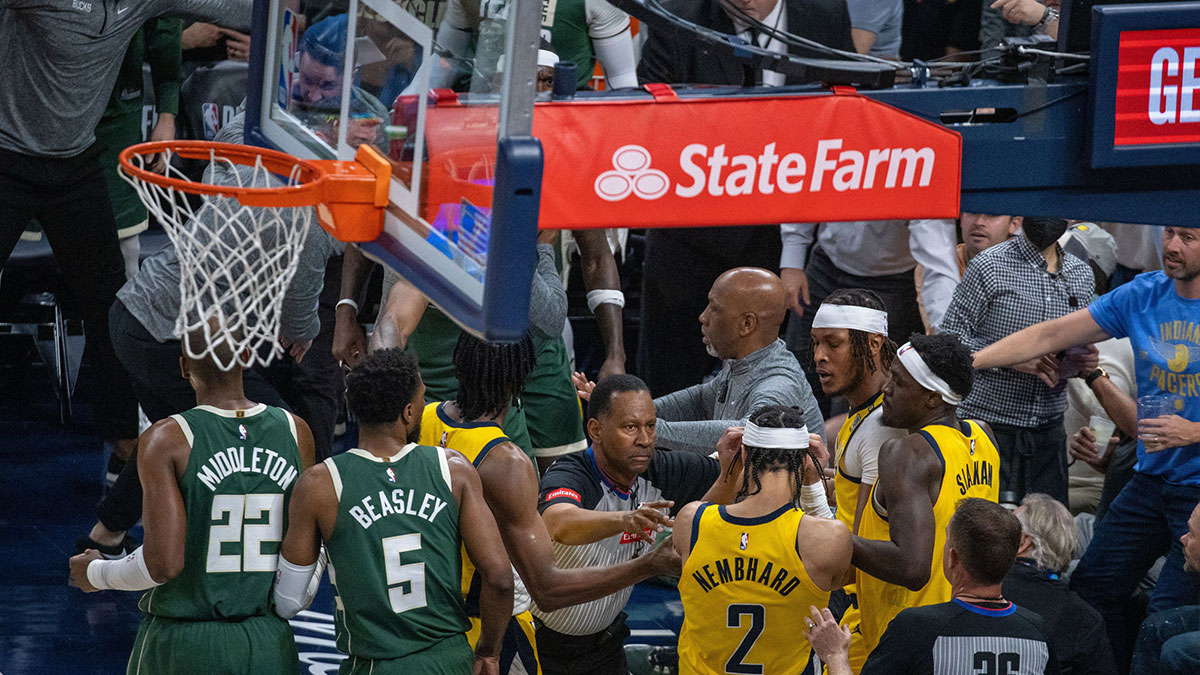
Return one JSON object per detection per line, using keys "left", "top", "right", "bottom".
{"left": 207, "top": 493, "right": 283, "bottom": 573}
{"left": 726, "top": 604, "right": 766, "bottom": 674}
{"left": 383, "top": 533, "right": 427, "bottom": 613}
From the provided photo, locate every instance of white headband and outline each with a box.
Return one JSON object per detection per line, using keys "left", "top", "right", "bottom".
{"left": 537, "top": 50, "right": 560, "bottom": 69}
{"left": 811, "top": 304, "right": 889, "bottom": 335}
{"left": 896, "top": 342, "right": 962, "bottom": 405}
{"left": 742, "top": 421, "right": 809, "bottom": 449}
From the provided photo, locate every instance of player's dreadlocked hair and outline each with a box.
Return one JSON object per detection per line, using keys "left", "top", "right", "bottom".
{"left": 820, "top": 288, "right": 895, "bottom": 374}
{"left": 453, "top": 332, "right": 537, "bottom": 421}
{"left": 907, "top": 332, "right": 974, "bottom": 400}
{"left": 736, "top": 405, "right": 815, "bottom": 506}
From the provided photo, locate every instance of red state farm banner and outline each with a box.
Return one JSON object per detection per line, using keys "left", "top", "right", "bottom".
{"left": 531, "top": 91, "right": 961, "bottom": 229}
{"left": 1114, "top": 28, "right": 1200, "bottom": 146}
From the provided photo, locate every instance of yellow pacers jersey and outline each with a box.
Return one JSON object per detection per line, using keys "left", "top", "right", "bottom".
{"left": 679, "top": 503, "right": 830, "bottom": 675}
{"left": 855, "top": 420, "right": 999, "bottom": 657}
{"left": 834, "top": 392, "right": 885, "bottom": 533}
{"left": 419, "top": 402, "right": 510, "bottom": 606}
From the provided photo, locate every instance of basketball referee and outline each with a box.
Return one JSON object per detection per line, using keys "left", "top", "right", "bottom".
{"left": 534, "top": 375, "right": 730, "bottom": 675}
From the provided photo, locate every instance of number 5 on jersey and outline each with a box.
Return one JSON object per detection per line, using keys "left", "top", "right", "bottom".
{"left": 383, "top": 533, "right": 427, "bottom": 613}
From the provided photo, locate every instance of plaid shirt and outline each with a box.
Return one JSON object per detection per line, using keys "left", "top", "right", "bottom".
{"left": 940, "top": 236, "right": 1095, "bottom": 427}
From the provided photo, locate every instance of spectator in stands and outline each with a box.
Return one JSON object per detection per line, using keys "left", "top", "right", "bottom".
{"left": 535, "top": 375, "right": 722, "bottom": 674}
{"left": 0, "top": 0, "right": 252, "bottom": 497}
{"left": 782, "top": 219, "right": 959, "bottom": 416}
{"left": 990, "top": 0, "right": 1059, "bottom": 41}
{"left": 1131, "top": 500, "right": 1200, "bottom": 675}
{"left": 810, "top": 498, "right": 1057, "bottom": 675}
{"left": 575, "top": 267, "right": 825, "bottom": 453}
{"left": 848, "top": 0, "right": 905, "bottom": 58}
{"left": 1005, "top": 493, "right": 1117, "bottom": 674}
{"left": 289, "top": 14, "right": 389, "bottom": 149}
{"left": 940, "top": 217, "right": 1097, "bottom": 505}
{"left": 633, "top": 0, "right": 853, "bottom": 398}
{"left": 972, "top": 225, "right": 1200, "bottom": 669}
{"left": 958, "top": 213, "right": 1022, "bottom": 276}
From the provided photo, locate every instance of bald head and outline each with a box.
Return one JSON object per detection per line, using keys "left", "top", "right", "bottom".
{"left": 699, "top": 267, "right": 788, "bottom": 360}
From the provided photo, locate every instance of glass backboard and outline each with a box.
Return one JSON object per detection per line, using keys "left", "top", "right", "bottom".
{"left": 245, "top": 0, "right": 543, "bottom": 340}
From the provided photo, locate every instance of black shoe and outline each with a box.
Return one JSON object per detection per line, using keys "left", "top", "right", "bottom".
{"left": 74, "top": 534, "right": 138, "bottom": 560}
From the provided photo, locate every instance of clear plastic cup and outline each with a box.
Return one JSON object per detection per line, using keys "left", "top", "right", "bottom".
{"left": 1090, "top": 415, "right": 1117, "bottom": 459}
{"left": 1138, "top": 395, "right": 1184, "bottom": 421}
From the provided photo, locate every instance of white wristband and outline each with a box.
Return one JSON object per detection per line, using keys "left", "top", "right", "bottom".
{"left": 87, "top": 547, "right": 162, "bottom": 591}
{"left": 800, "top": 482, "right": 833, "bottom": 518}
{"left": 587, "top": 289, "right": 625, "bottom": 313}
{"left": 335, "top": 298, "right": 359, "bottom": 313}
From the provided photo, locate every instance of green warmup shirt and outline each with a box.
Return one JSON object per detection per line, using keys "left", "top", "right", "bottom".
{"left": 139, "top": 404, "right": 302, "bottom": 620}
{"left": 324, "top": 444, "right": 471, "bottom": 661}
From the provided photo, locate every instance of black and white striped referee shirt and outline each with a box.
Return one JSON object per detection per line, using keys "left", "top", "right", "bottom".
{"left": 533, "top": 447, "right": 718, "bottom": 636}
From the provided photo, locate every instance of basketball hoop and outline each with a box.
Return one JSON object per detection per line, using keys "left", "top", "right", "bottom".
{"left": 118, "top": 140, "right": 391, "bottom": 370}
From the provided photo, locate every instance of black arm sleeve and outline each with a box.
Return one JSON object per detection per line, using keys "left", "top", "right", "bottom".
{"left": 538, "top": 453, "right": 603, "bottom": 513}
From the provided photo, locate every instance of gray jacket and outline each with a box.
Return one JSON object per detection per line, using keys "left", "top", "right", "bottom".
{"left": 2, "top": 0, "right": 252, "bottom": 157}
{"left": 654, "top": 338, "right": 825, "bottom": 454}
{"left": 118, "top": 112, "right": 344, "bottom": 344}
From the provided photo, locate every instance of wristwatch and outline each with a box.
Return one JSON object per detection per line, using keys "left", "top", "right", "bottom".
{"left": 1034, "top": 6, "right": 1060, "bottom": 33}
{"left": 1084, "top": 367, "right": 1109, "bottom": 387}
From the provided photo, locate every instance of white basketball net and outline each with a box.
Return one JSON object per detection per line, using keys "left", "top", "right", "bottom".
{"left": 121, "top": 148, "right": 313, "bottom": 371}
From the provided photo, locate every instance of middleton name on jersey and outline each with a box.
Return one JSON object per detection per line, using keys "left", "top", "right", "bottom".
{"left": 689, "top": 554, "right": 806, "bottom": 596}
{"left": 348, "top": 486, "right": 452, "bottom": 529}
{"left": 195, "top": 445, "right": 300, "bottom": 492}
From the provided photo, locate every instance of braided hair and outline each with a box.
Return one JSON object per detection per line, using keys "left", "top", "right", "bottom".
{"left": 736, "top": 405, "right": 817, "bottom": 506}
{"left": 819, "top": 288, "right": 895, "bottom": 375}
{"left": 452, "top": 332, "right": 536, "bottom": 421}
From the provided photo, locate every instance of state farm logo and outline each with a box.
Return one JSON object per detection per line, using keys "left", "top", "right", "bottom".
{"left": 594, "top": 145, "right": 670, "bottom": 201}
{"left": 591, "top": 139, "right": 937, "bottom": 203}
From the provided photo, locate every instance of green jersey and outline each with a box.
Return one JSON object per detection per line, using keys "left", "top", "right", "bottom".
{"left": 139, "top": 404, "right": 302, "bottom": 620}
{"left": 325, "top": 445, "right": 470, "bottom": 660}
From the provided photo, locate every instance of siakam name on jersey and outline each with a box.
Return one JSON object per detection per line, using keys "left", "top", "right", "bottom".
{"left": 196, "top": 446, "right": 299, "bottom": 492}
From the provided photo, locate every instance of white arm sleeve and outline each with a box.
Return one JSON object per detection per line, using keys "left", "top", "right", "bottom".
{"left": 86, "top": 547, "right": 162, "bottom": 592}
{"left": 273, "top": 550, "right": 325, "bottom": 619}
{"left": 800, "top": 482, "right": 834, "bottom": 518}
{"left": 586, "top": 0, "right": 630, "bottom": 37}
{"left": 586, "top": 0, "right": 637, "bottom": 88}
{"left": 592, "top": 31, "right": 638, "bottom": 89}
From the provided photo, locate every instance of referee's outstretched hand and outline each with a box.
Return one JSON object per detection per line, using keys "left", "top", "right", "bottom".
{"left": 623, "top": 500, "right": 674, "bottom": 542}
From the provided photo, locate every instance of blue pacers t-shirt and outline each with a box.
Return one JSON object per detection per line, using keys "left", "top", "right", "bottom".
{"left": 1089, "top": 271, "right": 1200, "bottom": 484}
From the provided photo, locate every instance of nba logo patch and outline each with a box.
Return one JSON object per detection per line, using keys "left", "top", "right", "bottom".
{"left": 238, "top": 424, "right": 247, "bottom": 440}
{"left": 739, "top": 532, "right": 748, "bottom": 550}
{"left": 202, "top": 103, "right": 220, "bottom": 140}
{"left": 386, "top": 468, "right": 396, "bottom": 483}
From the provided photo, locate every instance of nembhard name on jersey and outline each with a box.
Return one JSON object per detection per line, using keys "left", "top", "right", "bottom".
{"left": 195, "top": 446, "right": 299, "bottom": 492}
{"left": 349, "top": 489, "right": 450, "bottom": 530}
{"left": 690, "top": 556, "right": 804, "bottom": 596}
